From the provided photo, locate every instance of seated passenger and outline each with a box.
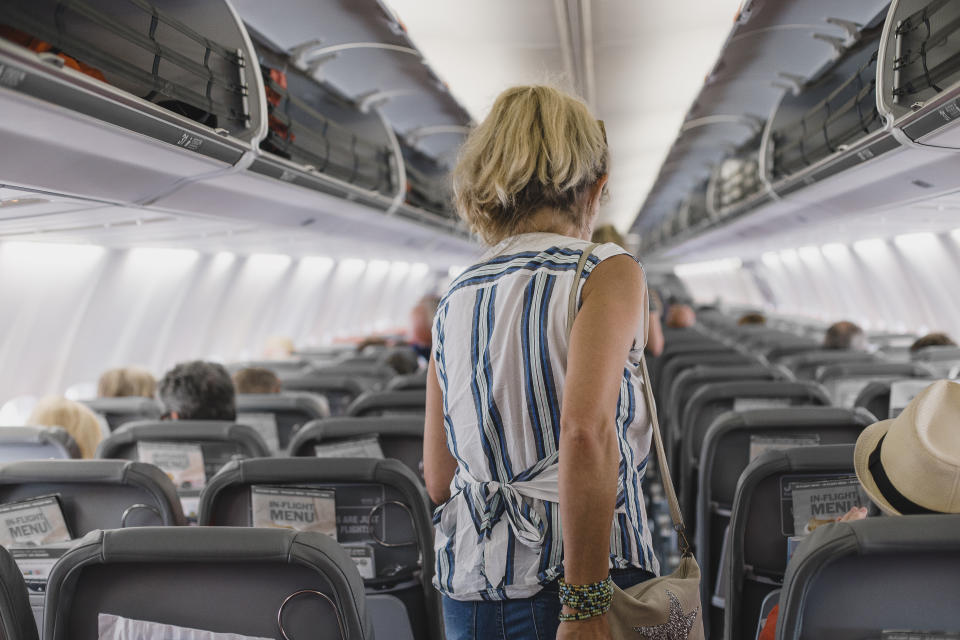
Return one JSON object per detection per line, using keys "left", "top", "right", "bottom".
{"left": 262, "top": 335, "right": 295, "bottom": 360}
{"left": 737, "top": 312, "right": 766, "bottom": 326}
{"left": 665, "top": 302, "right": 696, "bottom": 328}
{"left": 910, "top": 332, "right": 956, "bottom": 353}
{"left": 97, "top": 366, "right": 156, "bottom": 398}
{"left": 27, "top": 396, "right": 102, "bottom": 458}
{"left": 592, "top": 225, "right": 665, "bottom": 356}
{"left": 823, "top": 320, "right": 867, "bottom": 350}
{"left": 158, "top": 361, "right": 236, "bottom": 421}
{"left": 759, "top": 379, "right": 960, "bottom": 638}
{"left": 232, "top": 367, "right": 281, "bottom": 395}
{"left": 409, "top": 295, "right": 441, "bottom": 362}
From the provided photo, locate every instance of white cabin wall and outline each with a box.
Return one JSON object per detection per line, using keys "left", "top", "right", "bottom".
{"left": 0, "top": 241, "right": 437, "bottom": 404}
{"left": 672, "top": 229, "right": 960, "bottom": 339}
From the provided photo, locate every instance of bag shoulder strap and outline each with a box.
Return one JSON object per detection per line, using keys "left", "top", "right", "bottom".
{"left": 567, "top": 244, "right": 691, "bottom": 553}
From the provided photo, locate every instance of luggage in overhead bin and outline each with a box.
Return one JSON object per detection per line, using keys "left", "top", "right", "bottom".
{"left": 0, "top": 0, "right": 251, "bottom": 133}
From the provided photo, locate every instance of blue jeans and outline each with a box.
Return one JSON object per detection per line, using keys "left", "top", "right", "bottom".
{"left": 441, "top": 567, "right": 655, "bottom": 640}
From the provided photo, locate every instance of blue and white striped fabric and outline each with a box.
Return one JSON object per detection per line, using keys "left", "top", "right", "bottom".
{"left": 432, "top": 232, "right": 658, "bottom": 601}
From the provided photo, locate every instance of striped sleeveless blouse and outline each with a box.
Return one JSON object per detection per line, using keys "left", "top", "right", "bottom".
{"left": 431, "top": 232, "right": 659, "bottom": 601}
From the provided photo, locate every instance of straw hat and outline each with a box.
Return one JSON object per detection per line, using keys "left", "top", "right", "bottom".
{"left": 854, "top": 380, "right": 960, "bottom": 516}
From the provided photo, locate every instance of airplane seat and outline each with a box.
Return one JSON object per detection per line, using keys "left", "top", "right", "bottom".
{"left": 280, "top": 373, "right": 370, "bottom": 416}
{"left": 678, "top": 380, "right": 831, "bottom": 517}
{"left": 345, "top": 390, "right": 426, "bottom": 418}
{"left": 0, "top": 427, "right": 80, "bottom": 462}
{"left": 80, "top": 397, "right": 163, "bottom": 432}
{"left": 42, "top": 527, "right": 373, "bottom": 640}
{"left": 854, "top": 378, "right": 938, "bottom": 422}
{"left": 911, "top": 345, "right": 960, "bottom": 377}
{"left": 814, "top": 361, "right": 936, "bottom": 407}
{"left": 649, "top": 340, "right": 734, "bottom": 400}
{"left": 776, "top": 515, "right": 960, "bottom": 640}
{"left": 655, "top": 350, "right": 757, "bottom": 410}
{"left": 0, "top": 545, "right": 37, "bottom": 640}
{"left": 309, "top": 363, "right": 397, "bottom": 391}
{"left": 760, "top": 341, "right": 823, "bottom": 362}
{"left": 235, "top": 392, "right": 330, "bottom": 454}
{"left": 386, "top": 371, "right": 428, "bottom": 391}
{"left": 694, "top": 408, "right": 873, "bottom": 638}
{"left": 226, "top": 359, "right": 311, "bottom": 376}
{"left": 777, "top": 351, "right": 879, "bottom": 380}
{"left": 287, "top": 417, "right": 425, "bottom": 479}
{"left": 199, "top": 456, "right": 440, "bottom": 640}
{"left": 723, "top": 444, "right": 856, "bottom": 640}
{"left": 664, "top": 364, "right": 784, "bottom": 466}
{"left": 95, "top": 421, "right": 270, "bottom": 522}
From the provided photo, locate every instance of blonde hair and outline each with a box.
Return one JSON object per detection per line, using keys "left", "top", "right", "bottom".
{"left": 97, "top": 366, "right": 156, "bottom": 398}
{"left": 28, "top": 396, "right": 103, "bottom": 458}
{"left": 453, "top": 85, "right": 608, "bottom": 244}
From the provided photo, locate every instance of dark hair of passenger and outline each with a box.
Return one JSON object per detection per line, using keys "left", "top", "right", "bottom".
{"left": 232, "top": 366, "right": 281, "bottom": 395}
{"left": 159, "top": 360, "right": 236, "bottom": 421}
{"left": 737, "top": 312, "right": 766, "bottom": 326}
{"left": 910, "top": 332, "right": 956, "bottom": 353}
{"left": 823, "top": 321, "right": 866, "bottom": 350}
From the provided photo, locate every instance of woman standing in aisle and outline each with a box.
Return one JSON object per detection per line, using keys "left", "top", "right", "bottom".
{"left": 423, "top": 85, "right": 658, "bottom": 640}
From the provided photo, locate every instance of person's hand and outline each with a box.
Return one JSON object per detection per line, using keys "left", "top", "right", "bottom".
{"left": 836, "top": 506, "right": 868, "bottom": 522}
{"left": 557, "top": 614, "right": 612, "bottom": 640}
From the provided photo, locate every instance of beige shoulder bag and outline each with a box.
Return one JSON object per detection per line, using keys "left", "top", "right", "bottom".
{"left": 568, "top": 245, "right": 704, "bottom": 640}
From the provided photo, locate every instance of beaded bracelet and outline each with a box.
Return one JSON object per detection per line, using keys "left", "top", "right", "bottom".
{"left": 557, "top": 575, "right": 614, "bottom": 622}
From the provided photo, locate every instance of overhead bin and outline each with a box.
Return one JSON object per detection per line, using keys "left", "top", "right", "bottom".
{"left": 0, "top": 0, "right": 265, "bottom": 203}
{"left": 708, "top": 133, "right": 769, "bottom": 218}
{"left": 768, "top": 27, "right": 885, "bottom": 182}
{"left": 879, "top": 0, "right": 960, "bottom": 148}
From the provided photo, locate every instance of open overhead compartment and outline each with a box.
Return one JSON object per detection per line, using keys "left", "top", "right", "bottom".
{"left": 0, "top": 0, "right": 265, "bottom": 203}
{"left": 879, "top": 0, "right": 960, "bottom": 148}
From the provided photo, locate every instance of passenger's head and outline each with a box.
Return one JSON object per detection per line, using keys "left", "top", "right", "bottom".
{"left": 665, "top": 304, "right": 696, "bottom": 329}
{"left": 27, "top": 396, "right": 102, "bottom": 458}
{"left": 411, "top": 295, "right": 441, "bottom": 347}
{"left": 910, "top": 332, "right": 956, "bottom": 353}
{"left": 854, "top": 380, "right": 960, "bottom": 515}
{"left": 823, "top": 321, "right": 866, "bottom": 351}
{"left": 737, "top": 313, "right": 766, "bottom": 327}
{"left": 262, "top": 336, "right": 295, "bottom": 360}
{"left": 97, "top": 366, "right": 156, "bottom": 398}
{"left": 453, "top": 85, "right": 609, "bottom": 244}
{"left": 158, "top": 361, "right": 235, "bottom": 421}
{"left": 232, "top": 367, "right": 281, "bottom": 395}
{"left": 591, "top": 224, "right": 626, "bottom": 248}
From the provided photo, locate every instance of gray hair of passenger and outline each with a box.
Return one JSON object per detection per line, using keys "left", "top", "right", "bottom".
{"left": 158, "top": 360, "right": 236, "bottom": 421}
{"left": 824, "top": 321, "right": 866, "bottom": 351}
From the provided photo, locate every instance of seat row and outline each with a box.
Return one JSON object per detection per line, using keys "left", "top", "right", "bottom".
{"left": 646, "top": 317, "right": 960, "bottom": 639}
{"left": 0, "top": 454, "right": 438, "bottom": 640}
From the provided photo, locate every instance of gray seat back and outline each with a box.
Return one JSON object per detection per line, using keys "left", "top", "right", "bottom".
{"left": 346, "top": 391, "right": 426, "bottom": 418}
{"left": 287, "top": 418, "right": 424, "bottom": 479}
{"left": 724, "top": 445, "right": 856, "bottom": 640}
{"left": 814, "top": 362, "right": 936, "bottom": 407}
{"left": 0, "top": 459, "right": 185, "bottom": 535}
{"left": 658, "top": 352, "right": 759, "bottom": 413}
{"left": 0, "top": 544, "right": 36, "bottom": 640}
{"left": 236, "top": 392, "right": 330, "bottom": 453}
{"left": 679, "top": 381, "right": 830, "bottom": 517}
{"left": 95, "top": 421, "right": 270, "bottom": 479}
{"left": 81, "top": 397, "right": 163, "bottom": 432}
{"left": 777, "top": 515, "right": 960, "bottom": 640}
{"left": 199, "top": 457, "right": 440, "bottom": 640}
{"left": 43, "top": 527, "right": 372, "bottom": 640}
{"left": 778, "top": 350, "right": 878, "bottom": 379}
{"left": 386, "top": 371, "right": 427, "bottom": 391}
{"left": 280, "top": 373, "right": 369, "bottom": 416}
{"left": 695, "top": 408, "right": 873, "bottom": 637}
{"left": 0, "top": 428, "right": 79, "bottom": 462}
{"left": 852, "top": 380, "right": 891, "bottom": 420}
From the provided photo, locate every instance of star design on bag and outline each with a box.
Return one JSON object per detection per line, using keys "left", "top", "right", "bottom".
{"left": 633, "top": 590, "right": 699, "bottom": 639}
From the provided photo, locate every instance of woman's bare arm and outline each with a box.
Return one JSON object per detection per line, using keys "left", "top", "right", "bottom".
{"left": 423, "top": 355, "right": 457, "bottom": 504}
{"left": 559, "top": 255, "right": 645, "bottom": 630}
